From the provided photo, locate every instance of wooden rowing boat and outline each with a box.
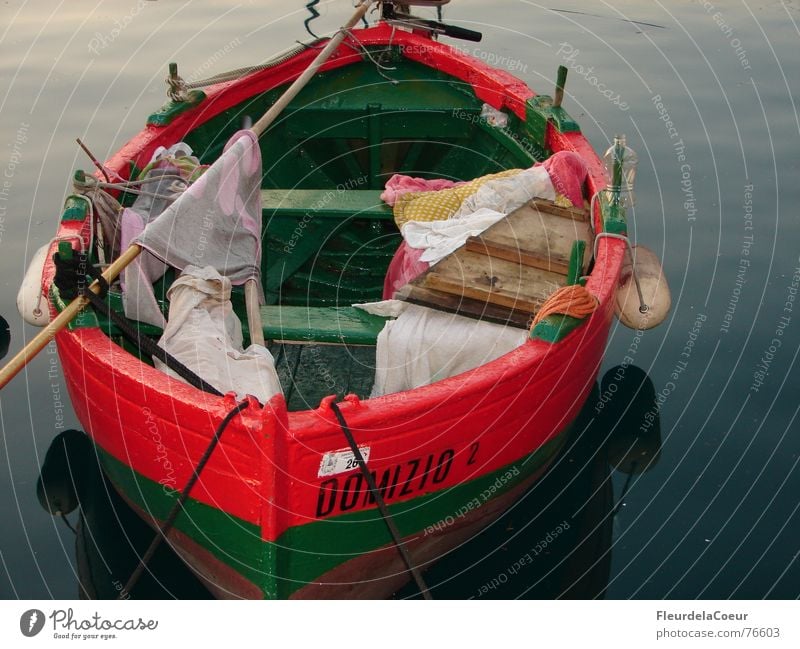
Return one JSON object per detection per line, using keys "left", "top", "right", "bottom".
{"left": 35, "top": 14, "right": 632, "bottom": 598}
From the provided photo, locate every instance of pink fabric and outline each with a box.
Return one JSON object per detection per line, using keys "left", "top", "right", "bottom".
{"left": 380, "top": 174, "right": 466, "bottom": 206}
{"left": 383, "top": 242, "right": 429, "bottom": 299}
{"left": 538, "top": 151, "right": 588, "bottom": 207}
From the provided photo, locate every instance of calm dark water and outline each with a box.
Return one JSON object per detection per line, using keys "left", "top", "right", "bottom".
{"left": 1, "top": 0, "right": 798, "bottom": 599}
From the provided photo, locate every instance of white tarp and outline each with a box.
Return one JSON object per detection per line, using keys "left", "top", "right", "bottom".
{"left": 155, "top": 265, "right": 282, "bottom": 403}
{"left": 402, "top": 207, "right": 507, "bottom": 265}
{"left": 369, "top": 304, "right": 527, "bottom": 397}
{"left": 452, "top": 165, "right": 555, "bottom": 218}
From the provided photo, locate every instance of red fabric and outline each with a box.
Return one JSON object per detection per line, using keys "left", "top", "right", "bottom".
{"left": 539, "top": 151, "right": 588, "bottom": 207}
{"left": 383, "top": 242, "right": 429, "bottom": 299}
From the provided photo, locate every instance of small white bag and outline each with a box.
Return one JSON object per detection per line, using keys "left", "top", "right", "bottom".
{"left": 155, "top": 265, "right": 282, "bottom": 403}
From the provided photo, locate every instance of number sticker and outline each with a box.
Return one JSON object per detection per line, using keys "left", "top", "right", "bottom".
{"left": 318, "top": 447, "right": 371, "bottom": 477}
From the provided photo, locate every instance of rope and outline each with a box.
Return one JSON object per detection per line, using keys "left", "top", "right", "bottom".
{"left": 60, "top": 513, "right": 77, "bottom": 535}
{"left": 119, "top": 399, "right": 250, "bottom": 598}
{"left": 166, "top": 72, "right": 190, "bottom": 103}
{"left": 74, "top": 173, "right": 188, "bottom": 201}
{"left": 593, "top": 231, "right": 650, "bottom": 314}
{"left": 72, "top": 185, "right": 122, "bottom": 261}
{"left": 169, "top": 40, "right": 324, "bottom": 93}
{"left": 532, "top": 284, "right": 599, "bottom": 327}
{"left": 304, "top": 0, "right": 321, "bottom": 38}
{"left": 329, "top": 401, "right": 433, "bottom": 600}
{"left": 52, "top": 251, "right": 224, "bottom": 398}
{"left": 52, "top": 251, "right": 105, "bottom": 301}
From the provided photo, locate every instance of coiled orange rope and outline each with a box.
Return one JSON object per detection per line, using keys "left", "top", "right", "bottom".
{"left": 532, "top": 284, "right": 599, "bottom": 328}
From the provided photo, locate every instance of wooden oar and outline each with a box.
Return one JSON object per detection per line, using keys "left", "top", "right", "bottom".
{"left": 243, "top": 0, "right": 375, "bottom": 345}
{"left": 0, "top": 245, "right": 142, "bottom": 389}
{"left": 0, "top": 0, "right": 376, "bottom": 390}
{"left": 249, "top": 0, "right": 375, "bottom": 137}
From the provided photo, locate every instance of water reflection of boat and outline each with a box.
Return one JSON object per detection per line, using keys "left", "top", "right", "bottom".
{"left": 36, "top": 429, "right": 211, "bottom": 599}
{"left": 37, "top": 362, "right": 660, "bottom": 599}
{"left": 75, "top": 466, "right": 213, "bottom": 599}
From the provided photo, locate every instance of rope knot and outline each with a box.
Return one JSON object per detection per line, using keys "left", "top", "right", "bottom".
{"left": 52, "top": 251, "right": 108, "bottom": 301}
{"left": 166, "top": 72, "right": 189, "bottom": 103}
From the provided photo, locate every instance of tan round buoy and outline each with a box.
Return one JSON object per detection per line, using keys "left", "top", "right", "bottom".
{"left": 615, "top": 245, "right": 670, "bottom": 330}
{"left": 17, "top": 243, "right": 51, "bottom": 326}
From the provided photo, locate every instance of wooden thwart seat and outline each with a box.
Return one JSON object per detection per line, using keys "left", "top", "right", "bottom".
{"left": 261, "top": 189, "right": 393, "bottom": 221}
{"left": 397, "top": 198, "right": 592, "bottom": 328}
{"left": 260, "top": 305, "right": 387, "bottom": 345}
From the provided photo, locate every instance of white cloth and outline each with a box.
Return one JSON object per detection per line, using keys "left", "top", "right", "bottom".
{"left": 125, "top": 130, "right": 264, "bottom": 327}
{"left": 452, "top": 165, "right": 555, "bottom": 218}
{"left": 353, "top": 300, "right": 408, "bottom": 318}
{"left": 155, "top": 265, "right": 282, "bottom": 403}
{"left": 120, "top": 168, "right": 188, "bottom": 328}
{"left": 399, "top": 166, "right": 557, "bottom": 266}
{"left": 371, "top": 304, "right": 527, "bottom": 397}
{"left": 401, "top": 208, "right": 507, "bottom": 265}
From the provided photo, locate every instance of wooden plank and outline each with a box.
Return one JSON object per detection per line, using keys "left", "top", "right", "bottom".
{"left": 529, "top": 198, "right": 589, "bottom": 222}
{"left": 396, "top": 198, "right": 591, "bottom": 324}
{"left": 395, "top": 285, "right": 532, "bottom": 329}
{"left": 260, "top": 306, "right": 387, "bottom": 345}
{"left": 261, "top": 189, "right": 393, "bottom": 220}
{"left": 420, "top": 249, "right": 564, "bottom": 314}
{"left": 464, "top": 204, "right": 591, "bottom": 274}
{"left": 465, "top": 235, "right": 569, "bottom": 272}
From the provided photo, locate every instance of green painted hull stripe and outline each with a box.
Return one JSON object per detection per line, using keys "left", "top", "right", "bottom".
{"left": 275, "top": 433, "right": 567, "bottom": 596}
{"left": 97, "top": 429, "right": 567, "bottom": 598}
{"left": 96, "top": 449, "right": 275, "bottom": 593}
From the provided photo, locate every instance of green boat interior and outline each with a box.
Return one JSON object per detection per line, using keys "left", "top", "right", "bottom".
{"left": 59, "top": 51, "right": 582, "bottom": 409}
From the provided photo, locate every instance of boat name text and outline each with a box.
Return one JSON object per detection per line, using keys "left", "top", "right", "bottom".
{"left": 316, "top": 448, "right": 459, "bottom": 517}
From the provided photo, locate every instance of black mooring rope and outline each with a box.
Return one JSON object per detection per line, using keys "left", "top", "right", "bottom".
{"left": 329, "top": 401, "right": 432, "bottom": 600}
{"left": 52, "top": 252, "right": 252, "bottom": 597}
{"left": 119, "top": 399, "right": 250, "bottom": 599}
{"left": 304, "top": 0, "right": 321, "bottom": 37}
{"left": 53, "top": 252, "right": 223, "bottom": 397}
